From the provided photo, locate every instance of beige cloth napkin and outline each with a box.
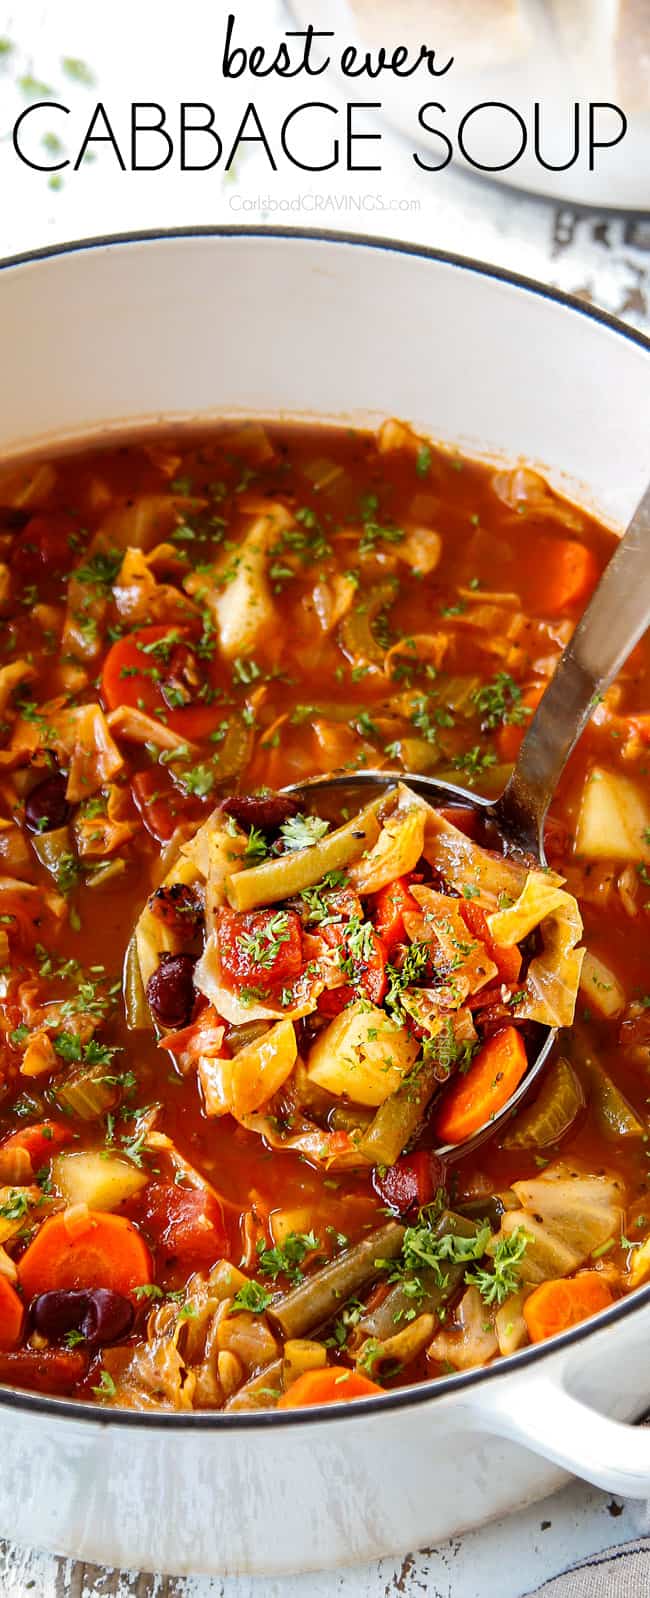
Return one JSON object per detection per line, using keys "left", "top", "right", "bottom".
{"left": 526, "top": 1537, "right": 650, "bottom": 1596}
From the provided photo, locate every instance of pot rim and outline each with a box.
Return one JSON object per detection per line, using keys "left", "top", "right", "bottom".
{"left": 0, "top": 222, "right": 648, "bottom": 1431}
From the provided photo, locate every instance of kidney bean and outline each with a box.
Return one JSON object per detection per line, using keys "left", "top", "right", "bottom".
{"left": 24, "top": 771, "right": 70, "bottom": 834}
{"left": 146, "top": 952, "right": 197, "bottom": 1029}
{"left": 221, "top": 792, "right": 300, "bottom": 836}
{"left": 31, "top": 1288, "right": 134, "bottom": 1350}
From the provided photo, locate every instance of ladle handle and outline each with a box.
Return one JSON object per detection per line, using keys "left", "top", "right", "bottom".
{"left": 494, "top": 483, "right": 650, "bottom": 853}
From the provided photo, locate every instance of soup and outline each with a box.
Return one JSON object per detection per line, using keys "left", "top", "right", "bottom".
{"left": 0, "top": 418, "right": 647, "bottom": 1411}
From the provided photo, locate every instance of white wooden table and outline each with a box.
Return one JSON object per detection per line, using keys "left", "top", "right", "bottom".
{"left": 0, "top": 4, "right": 649, "bottom": 1594}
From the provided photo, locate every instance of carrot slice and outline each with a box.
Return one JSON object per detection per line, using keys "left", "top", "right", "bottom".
{"left": 101, "top": 624, "right": 224, "bottom": 740}
{"left": 524, "top": 1273, "right": 614, "bottom": 1344}
{"left": 18, "top": 1211, "right": 152, "bottom": 1304}
{"left": 434, "top": 1025, "right": 528, "bottom": 1145}
{"left": 277, "top": 1368, "right": 383, "bottom": 1409}
{"left": 533, "top": 538, "right": 599, "bottom": 617}
{"left": 0, "top": 1275, "right": 24, "bottom": 1351}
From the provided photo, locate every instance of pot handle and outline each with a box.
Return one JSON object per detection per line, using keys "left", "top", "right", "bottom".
{"left": 466, "top": 1372, "right": 650, "bottom": 1498}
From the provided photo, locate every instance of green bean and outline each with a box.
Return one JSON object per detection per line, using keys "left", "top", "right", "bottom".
{"left": 357, "top": 1058, "right": 440, "bottom": 1167}
{"left": 122, "top": 932, "right": 150, "bottom": 1031}
{"left": 503, "top": 1056, "right": 584, "bottom": 1149}
{"left": 226, "top": 796, "right": 384, "bottom": 912}
{"left": 268, "top": 1222, "right": 405, "bottom": 1341}
{"left": 356, "top": 1212, "right": 479, "bottom": 1340}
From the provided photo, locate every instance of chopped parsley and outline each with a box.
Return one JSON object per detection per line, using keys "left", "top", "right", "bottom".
{"left": 232, "top": 1281, "right": 274, "bottom": 1314}
{"left": 473, "top": 674, "right": 531, "bottom": 732}
{"left": 256, "top": 1230, "right": 320, "bottom": 1284}
{"left": 280, "top": 813, "right": 329, "bottom": 852}
{"left": 466, "top": 1227, "right": 528, "bottom": 1306}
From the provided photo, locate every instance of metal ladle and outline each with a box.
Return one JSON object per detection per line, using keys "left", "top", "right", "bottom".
{"left": 286, "top": 482, "right": 650, "bottom": 1158}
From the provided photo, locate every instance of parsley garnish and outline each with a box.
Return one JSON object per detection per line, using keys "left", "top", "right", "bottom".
{"left": 280, "top": 813, "right": 329, "bottom": 852}
{"left": 232, "top": 1281, "right": 274, "bottom": 1314}
{"left": 466, "top": 1227, "right": 528, "bottom": 1306}
{"left": 256, "top": 1230, "right": 319, "bottom": 1284}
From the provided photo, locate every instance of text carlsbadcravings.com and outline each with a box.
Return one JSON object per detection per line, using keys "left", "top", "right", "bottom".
{"left": 12, "top": 11, "right": 628, "bottom": 178}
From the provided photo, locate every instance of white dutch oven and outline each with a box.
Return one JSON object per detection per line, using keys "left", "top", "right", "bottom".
{"left": 1, "top": 229, "right": 650, "bottom": 1578}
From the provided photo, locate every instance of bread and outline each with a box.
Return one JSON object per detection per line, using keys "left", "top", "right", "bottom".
{"left": 547, "top": 0, "right": 650, "bottom": 109}
{"left": 348, "top": 0, "right": 534, "bottom": 72}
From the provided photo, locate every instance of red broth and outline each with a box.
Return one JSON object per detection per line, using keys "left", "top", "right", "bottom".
{"left": 0, "top": 418, "right": 647, "bottom": 1410}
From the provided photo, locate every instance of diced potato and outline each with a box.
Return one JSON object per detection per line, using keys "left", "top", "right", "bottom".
{"left": 52, "top": 1151, "right": 148, "bottom": 1211}
{"left": 579, "top": 950, "right": 626, "bottom": 1020}
{"left": 307, "top": 1001, "right": 419, "bottom": 1107}
{"left": 270, "top": 1208, "right": 314, "bottom": 1248}
{"left": 576, "top": 767, "right": 650, "bottom": 862}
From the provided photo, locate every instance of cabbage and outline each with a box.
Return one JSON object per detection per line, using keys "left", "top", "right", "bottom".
{"left": 422, "top": 807, "right": 528, "bottom": 908}
{"left": 50, "top": 704, "right": 124, "bottom": 803}
{"left": 107, "top": 703, "right": 196, "bottom": 753}
{"left": 186, "top": 504, "right": 292, "bottom": 660}
{"left": 0, "top": 661, "right": 35, "bottom": 717}
{"left": 495, "top": 1163, "right": 625, "bottom": 1285}
{"left": 348, "top": 804, "right": 426, "bottom": 895}
{"left": 74, "top": 783, "right": 138, "bottom": 859}
{"left": 487, "top": 871, "right": 584, "bottom": 1028}
{"left": 135, "top": 853, "right": 200, "bottom": 991}
{"left": 199, "top": 1018, "right": 297, "bottom": 1120}
{"left": 395, "top": 526, "right": 441, "bottom": 575}
{"left": 113, "top": 546, "right": 200, "bottom": 625}
{"left": 427, "top": 1286, "right": 498, "bottom": 1372}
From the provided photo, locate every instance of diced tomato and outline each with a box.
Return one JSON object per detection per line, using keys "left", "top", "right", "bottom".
{"left": 131, "top": 769, "right": 196, "bottom": 844}
{"left": 460, "top": 900, "right": 522, "bottom": 987}
{"left": 1, "top": 1121, "right": 73, "bottom": 1172}
{"left": 11, "top": 511, "right": 76, "bottom": 577}
{"left": 373, "top": 1151, "right": 444, "bottom": 1216}
{"left": 138, "top": 1182, "right": 227, "bottom": 1268}
{"left": 370, "top": 877, "right": 419, "bottom": 955}
{"left": 216, "top": 907, "right": 304, "bottom": 991}
{"left": 317, "top": 926, "right": 387, "bottom": 1016}
{"left": 101, "top": 624, "right": 226, "bottom": 740}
